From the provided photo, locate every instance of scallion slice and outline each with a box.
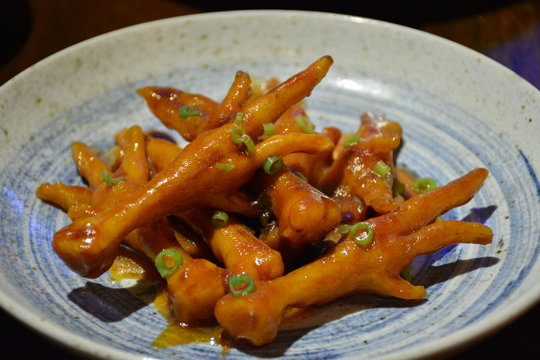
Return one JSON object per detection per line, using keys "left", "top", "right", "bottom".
{"left": 215, "top": 162, "right": 235, "bottom": 172}
{"left": 263, "top": 156, "right": 284, "bottom": 175}
{"left": 179, "top": 105, "right": 202, "bottom": 117}
{"left": 349, "top": 221, "right": 374, "bottom": 246}
{"left": 343, "top": 134, "right": 360, "bottom": 147}
{"left": 154, "top": 249, "right": 183, "bottom": 277}
{"left": 234, "top": 112, "right": 245, "bottom": 124}
{"left": 230, "top": 125, "right": 255, "bottom": 154}
{"left": 102, "top": 170, "right": 124, "bottom": 186}
{"left": 230, "top": 125, "right": 246, "bottom": 142}
{"left": 212, "top": 210, "right": 229, "bottom": 227}
{"left": 262, "top": 122, "right": 276, "bottom": 136}
{"left": 373, "top": 160, "right": 391, "bottom": 178}
{"left": 294, "top": 115, "right": 315, "bottom": 134}
{"left": 338, "top": 224, "right": 352, "bottom": 235}
{"left": 241, "top": 135, "right": 255, "bottom": 154}
{"left": 413, "top": 177, "right": 437, "bottom": 194}
{"left": 228, "top": 274, "right": 256, "bottom": 296}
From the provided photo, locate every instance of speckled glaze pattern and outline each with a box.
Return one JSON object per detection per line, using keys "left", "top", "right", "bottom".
{"left": 0, "top": 10, "right": 539, "bottom": 360}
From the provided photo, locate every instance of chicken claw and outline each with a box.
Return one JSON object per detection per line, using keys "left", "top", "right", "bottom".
{"left": 38, "top": 127, "right": 228, "bottom": 324}
{"left": 136, "top": 87, "right": 218, "bottom": 142}
{"left": 214, "top": 168, "right": 492, "bottom": 346}
{"left": 256, "top": 170, "right": 341, "bottom": 247}
{"left": 52, "top": 56, "right": 334, "bottom": 278}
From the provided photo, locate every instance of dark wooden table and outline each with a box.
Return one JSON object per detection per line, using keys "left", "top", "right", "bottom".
{"left": 1, "top": 0, "right": 539, "bottom": 358}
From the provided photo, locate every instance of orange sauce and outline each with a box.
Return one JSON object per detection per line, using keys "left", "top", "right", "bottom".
{"left": 108, "top": 247, "right": 229, "bottom": 351}
{"left": 109, "top": 247, "right": 158, "bottom": 283}
{"left": 151, "top": 287, "right": 229, "bottom": 351}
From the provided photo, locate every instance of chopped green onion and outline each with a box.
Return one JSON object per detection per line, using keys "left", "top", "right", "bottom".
{"left": 241, "top": 135, "right": 255, "bottom": 154}
{"left": 373, "top": 160, "right": 391, "bottom": 178}
{"left": 215, "top": 162, "right": 235, "bottom": 172}
{"left": 230, "top": 125, "right": 255, "bottom": 154}
{"left": 294, "top": 115, "right": 315, "bottom": 134}
{"left": 349, "top": 221, "right": 374, "bottom": 246}
{"left": 102, "top": 170, "right": 124, "bottom": 186}
{"left": 154, "top": 249, "right": 183, "bottom": 277}
{"left": 263, "top": 156, "right": 284, "bottom": 175}
{"left": 413, "top": 177, "right": 438, "bottom": 194}
{"left": 230, "top": 125, "right": 246, "bottom": 142}
{"left": 179, "top": 105, "right": 202, "bottom": 117}
{"left": 338, "top": 224, "right": 352, "bottom": 235}
{"left": 392, "top": 179, "right": 406, "bottom": 196}
{"left": 234, "top": 112, "right": 244, "bottom": 124}
{"left": 262, "top": 122, "right": 276, "bottom": 136}
{"left": 228, "top": 274, "right": 256, "bottom": 296}
{"left": 343, "top": 134, "right": 360, "bottom": 147}
{"left": 212, "top": 210, "right": 229, "bottom": 227}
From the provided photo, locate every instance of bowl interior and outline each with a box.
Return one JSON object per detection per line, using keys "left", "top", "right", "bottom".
{"left": 0, "top": 10, "right": 539, "bottom": 360}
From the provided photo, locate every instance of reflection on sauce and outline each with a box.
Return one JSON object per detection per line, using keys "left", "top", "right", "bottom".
{"left": 153, "top": 321, "right": 224, "bottom": 348}
{"left": 109, "top": 247, "right": 158, "bottom": 283}
{"left": 152, "top": 286, "right": 229, "bottom": 351}
{"left": 108, "top": 247, "right": 229, "bottom": 351}
{"left": 106, "top": 245, "right": 360, "bottom": 350}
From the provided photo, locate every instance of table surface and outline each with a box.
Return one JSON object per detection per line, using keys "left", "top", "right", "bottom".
{"left": 1, "top": 0, "right": 539, "bottom": 358}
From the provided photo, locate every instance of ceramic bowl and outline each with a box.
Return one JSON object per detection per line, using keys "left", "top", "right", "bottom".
{"left": 0, "top": 10, "right": 539, "bottom": 360}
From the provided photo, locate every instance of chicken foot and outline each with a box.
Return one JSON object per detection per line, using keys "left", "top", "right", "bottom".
{"left": 51, "top": 56, "right": 334, "bottom": 278}
{"left": 214, "top": 168, "right": 492, "bottom": 346}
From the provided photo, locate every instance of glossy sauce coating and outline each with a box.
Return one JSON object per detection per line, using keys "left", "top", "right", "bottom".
{"left": 36, "top": 56, "right": 493, "bottom": 349}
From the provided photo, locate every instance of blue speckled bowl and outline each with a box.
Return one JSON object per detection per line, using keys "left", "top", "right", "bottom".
{"left": 0, "top": 10, "right": 539, "bottom": 360}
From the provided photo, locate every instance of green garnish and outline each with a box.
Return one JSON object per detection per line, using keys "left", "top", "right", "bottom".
{"left": 215, "top": 162, "right": 235, "bottom": 172}
{"left": 234, "top": 112, "right": 245, "bottom": 124}
{"left": 154, "top": 249, "right": 183, "bottom": 278}
{"left": 372, "top": 160, "right": 391, "bottom": 178}
{"left": 262, "top": 122, "right": 276, "bottom": 136}
{"left": 212, "top": 210, "right": 229, "bottom": 227}
{"left": 179, "top": 105, "right": 202, "bottom": 117}
{"left": 102, "top": 170, "right": 124, "bottom": 185}
{"left": 413, "top": 177, "right": 437, "bottom": 194}
{"left": 228, "top": 274, "right": 256, "bottom": 296}
{"left": 230, "top": 125, "right": 246, "bottom": 142}
{"left": 294, "top": 115, "right": 315, "bottom": 134}
{"left": 338, "top": 224, "right": 352, "bottom": 235}
{"left": 349, "top": 221, "right": 374, "bottom": 246}
{"left": 263, "top": 156, "right": 284, "bottom": 175}
{"left": 343, "top": 134, "right": 360, "bottom": 147}
{"left": 230, "top": 125, "right": 255, "bottom": 154}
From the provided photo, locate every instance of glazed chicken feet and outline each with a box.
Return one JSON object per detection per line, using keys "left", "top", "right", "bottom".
{"left": 51, "top": 56, "right": 334, "bottom": 278}
{"left": 214, "top": 168, "right": 493, "bottom": 346}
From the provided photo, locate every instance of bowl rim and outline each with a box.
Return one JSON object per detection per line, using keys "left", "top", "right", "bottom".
{"left": 1, "top": 9, "right": 539, "bottom": 360}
